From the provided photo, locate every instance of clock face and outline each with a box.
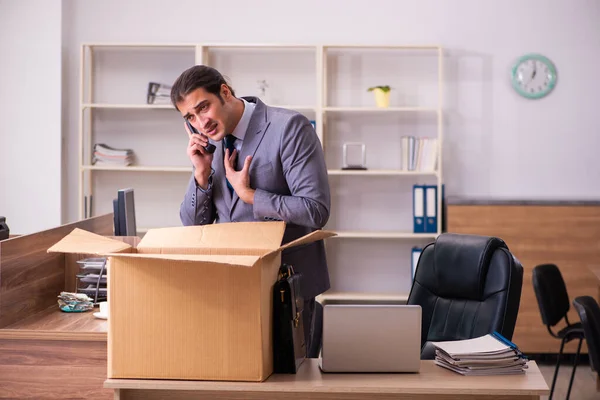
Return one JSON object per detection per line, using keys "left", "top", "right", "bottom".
{"left": 511, "top": 54, "right": 557, "bottom": 99}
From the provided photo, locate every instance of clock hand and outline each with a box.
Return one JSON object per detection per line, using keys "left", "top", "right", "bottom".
{"left": 531, "top": 62, "right": 537, "bottom": 81}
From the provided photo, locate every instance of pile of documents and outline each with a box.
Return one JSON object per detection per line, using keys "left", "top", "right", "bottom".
{"left": 93, "top": 143, "right": 135, "bottom": 166}
{"left": 57, "top": 292, "right": 94, "bottom": 312}
{"left": 431, "top": 332, "right": 528, "bottom": 375}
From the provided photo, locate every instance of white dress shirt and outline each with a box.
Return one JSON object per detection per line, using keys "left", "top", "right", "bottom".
{"left": 227, "top": 97, "right": 256, "bottom": 153}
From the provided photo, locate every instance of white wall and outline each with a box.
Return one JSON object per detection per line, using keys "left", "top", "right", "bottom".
{"left": 0, "top": 0, "right": 591, "bottom": 295}
{"left": 0, "top": 0, "right": 63, "bottom": 234}
{"left": 61, "top": 0, "right": 600, "bottom": 230}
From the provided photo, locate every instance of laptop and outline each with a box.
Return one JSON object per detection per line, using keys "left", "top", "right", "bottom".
{"left": 318, "top": 304, "right": 422, "bottom": 373}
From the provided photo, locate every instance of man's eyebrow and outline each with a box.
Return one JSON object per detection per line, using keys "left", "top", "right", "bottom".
{"left": 182, "top": 100, "right": 208, "bottom": 120}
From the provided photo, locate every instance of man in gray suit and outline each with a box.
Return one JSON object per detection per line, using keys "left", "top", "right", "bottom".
{"left": 171, "top": 65, "right": 330, "bottom": 354}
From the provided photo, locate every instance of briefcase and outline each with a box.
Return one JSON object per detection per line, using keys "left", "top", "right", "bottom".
{"left": 272, "top": 263, "right": 306, "bottom": 373}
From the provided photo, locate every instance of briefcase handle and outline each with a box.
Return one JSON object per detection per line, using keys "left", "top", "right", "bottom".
{"left": 278, "top": 263, "right": 295, "bottom": 280}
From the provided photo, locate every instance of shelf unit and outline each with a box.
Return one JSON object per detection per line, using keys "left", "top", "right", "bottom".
{"left": 79, "top": 43, "right": 443, "bottom": 304}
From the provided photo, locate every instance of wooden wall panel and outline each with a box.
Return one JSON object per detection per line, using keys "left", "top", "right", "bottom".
{"left": 0, "top": 214, "right": 113, "bottom": 328}
{"left": 447, "top": 203, "right": 600, "bottom": 354}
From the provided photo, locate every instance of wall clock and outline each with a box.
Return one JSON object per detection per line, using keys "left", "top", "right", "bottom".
{"left": 511, "top": 53, "right": 557, "bottom": 99}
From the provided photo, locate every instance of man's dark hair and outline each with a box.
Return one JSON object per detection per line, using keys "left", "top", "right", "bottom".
{"left": 170, "top": 65, "right": 236, "bottom": 110}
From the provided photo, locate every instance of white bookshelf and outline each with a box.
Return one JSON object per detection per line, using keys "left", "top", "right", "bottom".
{"left": 79, "top": 43, "right": 443, "bottom": 303}
{"left": 82, "top": 165, "right": 190, "bottom": 172}
{"left": 327, "top": 169, "right": 438, "bottom": 176}
{"left": 323, "top": 106, "right": 437, "bottom": 113}
{"left": 81, "top": 103, "right": 174, "bottom": 109}
{"left": 333, "top": 231, "right": 438, "bottom": 239}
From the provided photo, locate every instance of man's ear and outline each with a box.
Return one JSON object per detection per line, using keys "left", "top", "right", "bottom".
{"left": 221, "top": 83, "right": 231, "bottom": 100}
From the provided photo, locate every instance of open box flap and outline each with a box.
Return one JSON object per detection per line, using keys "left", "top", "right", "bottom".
{"left": 137, "top": 222, "right": 286, "bottom": 255}
{"left": 107, "top": 252, "right": 260, "bottom": 267}
{"left": 261, "top": 229, "right": 337, "bottom": 259}
{"left": 47, "top": 228, "right": 132, "bottom": 255}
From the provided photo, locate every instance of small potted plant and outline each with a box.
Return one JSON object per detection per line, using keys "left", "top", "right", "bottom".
{"left": 367, "top": 85, "right": 391, "bottom": 108}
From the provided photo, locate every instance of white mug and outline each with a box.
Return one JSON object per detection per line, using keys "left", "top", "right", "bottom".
{"left": 99, "top": 301, "right": 108, "bottom": 317}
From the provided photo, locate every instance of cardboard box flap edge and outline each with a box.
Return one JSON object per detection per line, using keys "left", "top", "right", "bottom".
{"left": 262, "top": 229, "right": 337, "bottom": 258}
{"left": 137, "top": 221, "right": 287, "bottom": 253}
{"left": 105, "top": 252, "right": 260, "bottom": 267}
{"left": 47, "top": 228, "right": 132, "bottom": 255}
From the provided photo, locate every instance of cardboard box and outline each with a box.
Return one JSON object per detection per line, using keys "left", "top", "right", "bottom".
{"left": 48, "top": 221, "right": 334, "bottom": 382}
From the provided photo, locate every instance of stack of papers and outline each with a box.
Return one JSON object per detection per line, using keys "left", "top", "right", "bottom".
{"left": 57, "top": 292, "right": 94, "bottom": 312}
{"left": 93, "top": 143, "right": 135, "bottom": 166}
{"left": 431, "top": 333, "right": 528, "bottom": 376}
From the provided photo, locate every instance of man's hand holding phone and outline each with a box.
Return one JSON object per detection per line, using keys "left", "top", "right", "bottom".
{"left": 185, "top": 121, "right": 214, "bottom": 190}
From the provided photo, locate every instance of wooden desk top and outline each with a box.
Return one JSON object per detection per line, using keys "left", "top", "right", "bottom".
{"left": 105, "top": 359, "right": 549, "bottom": 398}
{"left": 0, "top": 306, "right": 106, "bottom": 341}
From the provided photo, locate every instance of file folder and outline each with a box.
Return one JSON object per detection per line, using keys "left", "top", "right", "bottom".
{"left": 413, "top": 185, "right": 425, "bottom": 233}
{"left": 425, "top": 185, "right": 437, "bottom": 233}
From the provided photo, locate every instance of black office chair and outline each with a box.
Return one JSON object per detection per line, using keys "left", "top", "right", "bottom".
{"left": 573, "top": 296, "right": 600, "bottom": 395}
{"left": 532, "top": 263, "right": 584, "bottom": 400}
{"left": 407, "top": 233, "right": 524, "bottom": 360}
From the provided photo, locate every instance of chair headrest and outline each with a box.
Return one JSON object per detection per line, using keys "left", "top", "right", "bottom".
{"left": 433, "top": 233, "right": 508, "bottom": 300}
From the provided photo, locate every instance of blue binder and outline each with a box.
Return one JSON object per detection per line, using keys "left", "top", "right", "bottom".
{"left": 425, "top": 185, "right": 438, "bottom": 233}
{"left": 413, "top": 185, "right": 425, "bottom": 233}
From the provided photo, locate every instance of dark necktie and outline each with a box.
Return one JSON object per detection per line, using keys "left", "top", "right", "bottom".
{"left": 223, "top": 135, "right": 237, "bottom": 194}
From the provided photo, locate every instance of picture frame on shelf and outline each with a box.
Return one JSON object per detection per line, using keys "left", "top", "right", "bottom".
{"left": 342, "top": 143, "right": 367, "bottom": 170}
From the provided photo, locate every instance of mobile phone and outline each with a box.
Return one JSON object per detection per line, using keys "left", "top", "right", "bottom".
{"left": 186, "top": 120, "right": 216, "bottom": 154}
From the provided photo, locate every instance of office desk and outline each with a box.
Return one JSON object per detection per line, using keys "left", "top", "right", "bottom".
{"left": 105, "top": 359, "right": 549, "bottom": 400}
{"left": 0, "top": 214, "right": 114, "bottom": 399}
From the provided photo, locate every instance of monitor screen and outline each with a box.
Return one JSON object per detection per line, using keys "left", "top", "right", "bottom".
{"left": 115, "top": 188, "right": 137, "bottom": 236}
{"left": 112, "top": 199, "right": 121, "bottom": 236}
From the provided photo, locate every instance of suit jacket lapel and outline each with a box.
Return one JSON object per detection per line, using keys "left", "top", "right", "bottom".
{"left": 230, "top": 97, "right": 271, "bottom": 215}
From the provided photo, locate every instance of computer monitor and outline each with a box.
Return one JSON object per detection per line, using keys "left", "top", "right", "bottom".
{"left": 113, "top": 188, "right": 137, "bottom": 236}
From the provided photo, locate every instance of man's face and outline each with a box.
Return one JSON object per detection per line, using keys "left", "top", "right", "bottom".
{"left": 177, "top": 85, "right": 234, "bottom": 142}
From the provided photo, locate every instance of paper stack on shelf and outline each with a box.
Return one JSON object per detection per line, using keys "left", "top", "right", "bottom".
{"left": 431, "top": 332, "right": 528, "bottom": 376}
{"left": 93, "top": 143, "right": 135, "bottom": 166}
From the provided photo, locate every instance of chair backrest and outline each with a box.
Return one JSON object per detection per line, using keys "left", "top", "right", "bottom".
{"left": 407, "top": 233, "right": 523, "bottom": 348}
{"left": 573, "top": 296, "right": 600, "bottom": 373}
{"left": 532, "top": 263, "right": 571, "bottom": 327}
